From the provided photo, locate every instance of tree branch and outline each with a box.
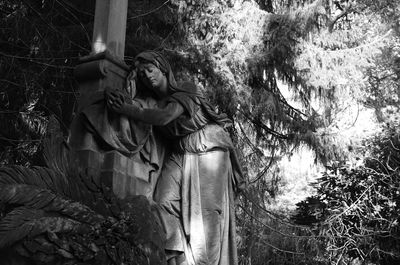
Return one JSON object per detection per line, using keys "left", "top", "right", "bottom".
{"left": 328, "top": 1, "right": 354, "bottom": 33}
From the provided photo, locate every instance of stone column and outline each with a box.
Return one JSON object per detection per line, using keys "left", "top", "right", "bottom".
{"left": 92, "top": 0, "right": 128, "bottom": 58}
{"left": 70, "top": 0, "right": 152, "bottom": 199}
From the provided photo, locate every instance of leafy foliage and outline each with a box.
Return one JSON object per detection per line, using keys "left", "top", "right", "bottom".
{"left": 294, "top": 125, "right": 400, "bottom": 264}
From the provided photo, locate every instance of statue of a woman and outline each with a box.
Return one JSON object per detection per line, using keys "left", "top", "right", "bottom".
{"left": 107, "top": 51, "right": 245, "bottom": 265}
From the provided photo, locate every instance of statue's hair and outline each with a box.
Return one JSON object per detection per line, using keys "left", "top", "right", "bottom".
{"left": 133, "top": 57, "right": 163, "bottom": 73}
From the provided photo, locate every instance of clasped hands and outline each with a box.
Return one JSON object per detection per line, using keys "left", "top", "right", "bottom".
{"left": 105, "top": 87, "right": 130, "bottom": 115}
{"left": 105, "top": 69, "right": 140, "bottom": 116}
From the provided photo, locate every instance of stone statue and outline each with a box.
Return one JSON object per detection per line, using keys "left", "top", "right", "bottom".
{"left": 107, "top": 51, "right": 245, "bottom": 265}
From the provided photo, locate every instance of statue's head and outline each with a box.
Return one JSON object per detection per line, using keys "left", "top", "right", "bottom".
{"left": 133, "top": 51, "right": 178, "bottom": 98}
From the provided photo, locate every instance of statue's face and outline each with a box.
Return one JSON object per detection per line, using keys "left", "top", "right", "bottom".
{"left": 137, "top": 62, "right": 168, "bottom": 97}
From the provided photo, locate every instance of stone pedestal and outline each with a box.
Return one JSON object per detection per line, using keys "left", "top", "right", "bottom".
{"left": 73, "top": 149, "right": 153, "bottom": 199}
{"left": 102, "top": 151, "right": 153, "bottom": 198}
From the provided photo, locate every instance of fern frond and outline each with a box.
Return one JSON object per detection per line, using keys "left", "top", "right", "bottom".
{"left": 0, "top": 207, "right": 84, "bottom": 248}
{"left": 0, "top": 184, "right": 105, "bottom": 224}
{"left": 0, "top": 166, "right": 69, "bottom": 196}
{"left": 43, "top": 116, "right": 73, "bottom": 178}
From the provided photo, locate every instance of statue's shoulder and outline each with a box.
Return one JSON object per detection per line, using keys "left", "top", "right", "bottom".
{"left": 170, "top": 81, "right": 203, "bottom": 115}
{"left": 176, "top": 81, "right": 199, "bottom": 95}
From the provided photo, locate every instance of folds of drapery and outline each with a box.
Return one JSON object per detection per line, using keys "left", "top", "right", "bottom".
{"left": 180, "top": 150, "right": 238, "bottom": 265}
{"left": 69, "top": 93, "right": 164, "bottom": 184}
{"left": 176, "top": 124, "right": 245, "bottom": 193}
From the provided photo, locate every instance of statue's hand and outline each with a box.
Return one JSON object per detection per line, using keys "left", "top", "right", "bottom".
{"left": 108, "top": 100, "right": 130, "bottom": 115}
{"left": 105, "top": 88, "right": 128, "bottom": 114}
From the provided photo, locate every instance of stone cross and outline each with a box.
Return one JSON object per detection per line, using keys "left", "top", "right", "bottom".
{"left": 71, "top": 0, "right": 154, "bottom": 199}
{"left": 92, "top": 0, "right": 128, "bottom": 58}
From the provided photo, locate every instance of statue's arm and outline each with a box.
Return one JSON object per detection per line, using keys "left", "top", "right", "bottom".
{"left": 109, "top": 99, "right": 184, "bottom": 126}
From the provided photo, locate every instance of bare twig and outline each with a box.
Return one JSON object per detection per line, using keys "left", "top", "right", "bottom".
{"left": 128, "top": 0, "right": 171, "bottom": 20}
